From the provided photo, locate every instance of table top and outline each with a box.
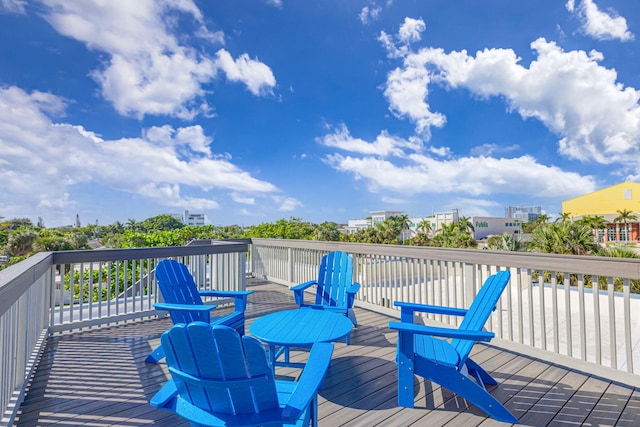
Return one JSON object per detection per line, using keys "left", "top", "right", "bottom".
{"left": 250, "top": 308, "right": 353, "bottom": 347}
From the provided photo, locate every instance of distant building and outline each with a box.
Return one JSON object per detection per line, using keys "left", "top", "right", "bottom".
{"left": 344, "top": 219, "right": 371, "bottom": 235}
{"left": 370, "top": 210, "right": 403, "bottom": 226}
{"left": 470, "top": 216, "right": 522, "bottom": 240}
{"left": 171, "top": 210, "right": 206, "bottom": 226}
{"left": 505, "top": 205, "right": 541, "bottom": 222}
{"left": 562, "top": 182, "right": 640, "bottom": 243}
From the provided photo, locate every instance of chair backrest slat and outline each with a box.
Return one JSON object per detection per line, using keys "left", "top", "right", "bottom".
{"left": 161, "top": 323, "right": 279, "bottom": 415}
{"left": 451, "top": 270, "right": 511, "bottom": 367}
{"left": 156, "top": 260, "right": 205, "bottom": 324}
{"left": 314, "top": 251, "right": 353, "bottom": 308}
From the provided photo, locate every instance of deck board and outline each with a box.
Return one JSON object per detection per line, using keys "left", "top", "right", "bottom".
{"left": 13, "top": 278, "right": 640, "bottom": 426}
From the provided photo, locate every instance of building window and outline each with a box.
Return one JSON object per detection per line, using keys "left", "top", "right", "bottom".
{"left": 608, "top": 225, "right": 617, "bottom": 242}
{"left": 597, "top": 229, "right": 605, "bottom": 243}
{"left": 624, "top": 189, "right": 632, "bottom": 200}
{"left": 620, "top": 224, "right": 629, "bottom": 241}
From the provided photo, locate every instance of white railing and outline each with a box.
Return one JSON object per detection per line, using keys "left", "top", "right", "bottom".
{"left": 250, "top": 238, "right": 640, "bottom": 384}
{"left": 4, "top": 237, "right": 640, "bottom": 423}
{"left": 0, "top": 241, "right": 247, "bottom": 425}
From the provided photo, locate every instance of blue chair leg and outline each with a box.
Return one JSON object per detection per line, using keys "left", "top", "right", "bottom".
{"left": 466, "top": 357, "right": 498, "bottom": 386}
{"left": 146, "top": 345, "right": 165, "bottom": 364}
{"left": 423, "top": 362, "right": 519, "bottom": 424}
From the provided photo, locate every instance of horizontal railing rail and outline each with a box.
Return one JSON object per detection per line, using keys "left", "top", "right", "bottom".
{"left": 249, "top": 238, "right": 640, "bottom": 384}
{"left": 0, "top": 241, "right": 247, "bottom": 425}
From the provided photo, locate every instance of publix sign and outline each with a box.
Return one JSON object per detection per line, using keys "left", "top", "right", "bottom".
{"left": 475, "top": 221, "right": 489, "bottom": 228}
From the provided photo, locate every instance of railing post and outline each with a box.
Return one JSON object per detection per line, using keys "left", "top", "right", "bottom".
{"left": 463, "top": 263, "right": 476, "bottom": 309}
{"left": 288, "top": 248, "right": 293, "bottom": 284}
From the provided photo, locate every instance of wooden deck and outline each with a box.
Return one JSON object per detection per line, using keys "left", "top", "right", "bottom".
{"left": 13, "top": 278, "right": 640, "bottom": 426}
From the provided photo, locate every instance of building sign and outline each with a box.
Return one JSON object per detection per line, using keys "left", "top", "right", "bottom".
{"left": 475, "top": 221, "right": 489, "bottom": 228}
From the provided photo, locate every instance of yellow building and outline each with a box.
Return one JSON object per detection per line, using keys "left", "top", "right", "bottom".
{"left": 562, "top": 182, "right": 640, "bottom": 243}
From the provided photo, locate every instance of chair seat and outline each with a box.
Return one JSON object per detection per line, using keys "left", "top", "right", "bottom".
{"left": 413, "top": 335, "right": 460, "bottom": 369}
{"left": 163, "top": 380, "right": 311, "bottom": 427}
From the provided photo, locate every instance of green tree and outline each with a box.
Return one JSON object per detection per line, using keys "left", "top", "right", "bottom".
{"left": 556, "top": 212, "right": 572, "bottom": 222}
{"left": 139, "top": 214, "right": 185, "bottom": 232}
{"left": 431, "top": 222, "right": 476, "bottom": 248}
{"left": 417, "top": 219, "right": 433, "bottom": 236}
{"left": 243, "top": 217, "right": 314, "bottom": 240}
{"left": 312, "top": 222, "right": 341, "bottom": 241}
{"left": 487, "top": 232, "right": 526, "bottom": 251}
{"left": 7, "top": 228, "right": 37, "bottom": 256}
{"left": 529, "top": 221, "right": 598, "bottom": 255}
{"left": 578, "top": 215, "right": 607, "bottom": 243}
{"left": 457, "top": 216, "right": 475, "bottom": 233}
{"left": 613, "top": 209, "right": 638, "bottom": 243}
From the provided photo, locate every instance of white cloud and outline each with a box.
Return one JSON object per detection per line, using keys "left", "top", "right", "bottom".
{"left": 359, "top": 6, "right": 381, "bottom": 24}
{"left": 231, "top": 193, "right": 256, "bottom": 205}
{"left": 317, "top": 124, "right": 422, "bottom": 157}
{"left": 318, "top": 123, "right": 597, "bottom": 200}
{"left": 380, "top": 22, "right": 640, "bottom": 167}
{"left": 324, "top": 151, "right": 597, "bottom": 198}
{"left": 266, "top": 0, "right": 282, "bottom": 8}
{"left": 398, "top": 17, "right": 426, "bottom": 43}
{"left": 470, "top": 143, "right": 519, "bottom": 157}
{"left": 38, "top": 0, "right": 276, "bottom": 119}
{"left": 568, "top": 0, "right": 634, "bottom": 41}
{"left": 273, "top": 196, "right": 303, "bottom": 212}
{"left": 450, "top": 198, "right": 500, "bottom": 217}
{"left": 215, "top": 49, "right": 276, "bottom": 96}
{"left": 1, "top": 0, "right": 25, "bottom": 13}
{"left": 0, "top": 86, "right": 281, "bottom": 222}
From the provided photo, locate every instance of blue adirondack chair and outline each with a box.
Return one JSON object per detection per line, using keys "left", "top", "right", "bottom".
{"left": 145, "top": 259, "right": 253, "bottom": 364}
{"left": 291, "top": 251, "right": 360, "bottom": 326}
{"left": 389, "top": 270, "right": 518, "bottom": 424}
{"left": 150, "top": 322, "right": 334, "bottom": 427}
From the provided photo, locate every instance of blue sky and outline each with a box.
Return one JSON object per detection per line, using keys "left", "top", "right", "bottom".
{"left": 1, "top": 0, "right": 639, "bottom": 227}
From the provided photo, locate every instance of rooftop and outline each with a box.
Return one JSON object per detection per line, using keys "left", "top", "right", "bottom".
{"left": 12, "top": 278, "right": 640, "bottom": 426}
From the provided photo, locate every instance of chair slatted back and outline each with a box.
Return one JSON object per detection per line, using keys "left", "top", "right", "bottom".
{"left": 156, "top": 259, "right": 205, "bottom": 324}
{"left": 315, "top": 251, "right": 353, "bottom": 308}
{"left": 161, "top": 323, "right": 279, "bottom": 415}
{"left": 451, "top": 270, "right": 511, "bottom": 368}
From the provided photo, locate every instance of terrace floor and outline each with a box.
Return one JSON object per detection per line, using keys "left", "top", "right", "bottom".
{"left": 13, "top": 278, "right": 640, "bottom": 426}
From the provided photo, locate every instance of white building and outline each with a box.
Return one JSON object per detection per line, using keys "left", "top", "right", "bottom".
{"left": 470, "top": 216, "right": 522, "bottom": 240}
{"left": 505, "top": 205, "right": 541, "bottom": 222}
{"left": 171, "top": 210, "right": 206, "bottom": 226}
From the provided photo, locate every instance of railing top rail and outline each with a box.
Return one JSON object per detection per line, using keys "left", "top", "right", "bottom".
{"left": 51, "top": 241, "right": 248, "bottom": 264}
{"left": 0, "top": 251, "right": 53, "bottom": 317}
{"left": 249, "top": 238, "right": 640, "bottom": 279}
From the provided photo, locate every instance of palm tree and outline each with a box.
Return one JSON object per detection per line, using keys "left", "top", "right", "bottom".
{"left": 417, "top": 219, "right": 433, "bottom": 237}
{"left": 556, "top": 212, "right": 572, "bottom": 222}
{"left": 613, "top": 209, "right": 638, "bottom": 243}
{"left": 529, "top": 221, "right": 598, "bottom": 255}
{"left": 393, "top": 214, "right": 411, "bottom": 243}
{"left": 536, "top": 213, "right": 550, "bottom": 224}
{"left": 457, "top": 216, "right": 475, "bottom": 233}
{"left": 578, "top": 215, "right": 607, "bottom": 243}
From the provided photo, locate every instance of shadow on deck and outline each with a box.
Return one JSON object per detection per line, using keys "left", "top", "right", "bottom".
{"left": 13, "top": 279, "right": 640, "bottom": 426}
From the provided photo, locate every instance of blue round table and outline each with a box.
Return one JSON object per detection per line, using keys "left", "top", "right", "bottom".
{"left": 250, "top": 308, "right": 353, "bottom": 370}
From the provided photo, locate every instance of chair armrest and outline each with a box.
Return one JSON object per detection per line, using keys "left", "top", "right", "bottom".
{"left": 281, "top": 342, "right": 334, "bottom": 420}
{"left": 150, "top": 380, "right": 178, "bottom": 408}
{"left": 153, "top": 303, "right": 217, "bottom": 313}
{"left": 199, "top": 290, "right": 253, "bottom": 298}
{"left": 346, "top": 282, "right": 361, "bottom": 308}
{"left": 346, "top": 283, "right": 361, "bottom": 295}
{"left": 394, "top": 301, "right": 468, "bottom": 323}
{"left": 388, "top": 321, "right": 495, "bottom": 342}
{"left": 291, "top": 280, "right": 317, "bottom": 306}
{"left": 199, "top": 290, "right": 252, "bottom": 312}
{"left": 290, "top": 280, "right": 317, "bottom": 292}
